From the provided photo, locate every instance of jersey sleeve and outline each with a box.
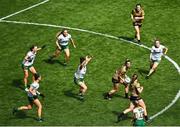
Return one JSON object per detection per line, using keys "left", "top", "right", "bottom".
{"left": 135, "top": 82, "right": 141, "bottom": 88}
{"left": 151, "top": 46, "right": 154, "bottom": 53}
{"left": 27, "top": 52, "right": 32, "bottom": 57}
{"left": 141, "top": 10, "right": 145, "bottom": 16}
{"left": 160, "top": 45, "right": 165, "bottom": 49}
{"left": 31, "top": 83, "right": 36, "bottom": 89}
{"left": 57, "top": 34, "right": 63, "bottom": 40}
{"left": 68, "top": 34, "right": 72, "bottom": 39}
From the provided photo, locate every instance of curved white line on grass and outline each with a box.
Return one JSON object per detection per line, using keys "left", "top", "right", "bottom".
{"left": 0, "top": 0, "right": 49, "bottom": 20}
{"left": 0, "top": 19, "right": 179, "bottom": 120}
{"left": 150, "top": 90, "right": 180, "bottom": 120}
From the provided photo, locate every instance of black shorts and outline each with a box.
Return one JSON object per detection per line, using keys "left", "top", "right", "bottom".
{"left": 130, "top": 96, "right": 141, "bottom": 103}
{"left": 28, "top": 96, "right": 38, "bottom": 104}
{"left": 133, "top": 22, "right": 142, "bottom": 27}
{"left": 112, "top": 78, "right": 119, "bottom": 84}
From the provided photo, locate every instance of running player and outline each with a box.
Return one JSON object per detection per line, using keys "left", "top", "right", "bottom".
{"left": 105, "top": 59, "right": 131, "bottom": 100}
{"left": 49, "top": 29, "right": 76, "bottom": 65}
{"left": 131, "top": 4, "right": 145, "bottom": 44}
{"left": 146, "top": 39, "right": 168, "bottom": 78}
{"left": 132, "top": 104, "right": 145, "bottom": 126}
{"left": 117, "top": 74, "right": 148, "bottom": 122}
{"left": 74, "top": 55, "right": 92, "bottom": 100}
{"left": 22, "top": 45, "right": 44, "bottom": 91}
{"left": 13, "top": 73, "right": 45, "bottom": 122}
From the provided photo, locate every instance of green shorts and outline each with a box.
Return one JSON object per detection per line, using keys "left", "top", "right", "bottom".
{"left": 133, "top": 119, "right": 145, "bottom": 126}
{"left": 22, "top": 64, "right": 33, "bottom": 70}
{"left": 151, "top": 59, "right": 161, "bottom": 64}
{"left": 60, "top": 45, "right": 69, "bottom": 51}
{"left": 74, "top": 77, "right": 84, "bottom": 86}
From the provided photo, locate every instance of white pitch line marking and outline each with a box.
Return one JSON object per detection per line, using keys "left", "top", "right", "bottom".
{"left": 0, "top": 0, "right": 49, "bottom": 20}
{"left": 0, "top": 19, "right": 179, "bottom": 120}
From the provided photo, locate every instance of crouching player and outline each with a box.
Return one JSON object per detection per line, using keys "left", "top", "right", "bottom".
{"left": 132, "top": 103, "right": 145, "bottom": 126}
{"left": 117, "top": 74, "right": 148, "bottom": 122}
{"left": 13, "top": 73, "right": 45, "bottom": 122}
{"left": 105, "top": 59, "right": 131, "bottom": 100}
{"left": 74, "top": 55, "right": 92, "bottom": 100}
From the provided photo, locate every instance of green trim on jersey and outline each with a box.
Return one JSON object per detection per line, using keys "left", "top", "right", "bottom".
{"left": 22, "top": 63, "right": 33, "bottom": 70}
{"left": 60, "top": 45, "right": 69, "bottom": 51}
{"left": 74, "top": 77, "right": 84, "bottom": 86}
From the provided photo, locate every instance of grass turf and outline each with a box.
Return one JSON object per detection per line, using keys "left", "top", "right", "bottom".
{"left": 0, "top": 0, "right": 179, "bottom": 126}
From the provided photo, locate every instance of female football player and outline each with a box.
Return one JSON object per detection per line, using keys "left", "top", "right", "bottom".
{"left": 49, "top": 29, "right": 76, "bottom": 65}
{"left": 131, "top": 4, "right": 145, "bottom": 44}
{"left": 132, "top": 103, "right": 145, "bottom": 126}
{"left": 105, "top": 59, "right": 131, "bottom": 100}
{"left": 146, "top": 39, "right": 168, "bottom": 78}
{"left": 74, "top": 55, "right": 92, "bottom": 100}
{"left": 22, "top": 45, "right": 44, "bottom": 91}
{"left": 117, "top": 74, "right": 148, "bottom": 122}
{"left": 13, "top": 73, "right": 45, "bottom": 122}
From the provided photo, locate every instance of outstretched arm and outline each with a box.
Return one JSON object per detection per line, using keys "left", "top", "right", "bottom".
{"left": 80, "top": 56, "right": 92, "bottom": 69}
{"left": 70, "top": 38, "right": 76, "bottom": 48}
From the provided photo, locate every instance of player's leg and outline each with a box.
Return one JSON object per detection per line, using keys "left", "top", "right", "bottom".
{"left": 106, "top": 83, "right": 119, "bottom": 100}
{"left": 124, "top": 84, "right": 129, "bottom": 98}
{"left": 79, "top": 82, "right": 87, "bottom": 99}
{"left": 64, "top": 48, "right": 70, "bottom": 64}
{"left": 23, "top": 69, "right": 29, "bottom": 90}
{"left": 147, "top": 61, "right": 159, "bottom": 77}
{"left": 13, "top": 98, "right": 33, "bottom": 115}
{"left": 134, "top": 25, "right": 141, "bottom": 43}
{"left": 29, "top": 66, "right": 37, "bottom": 82}
{"left": 49, "top": 47, "right": 61, "bottom": 60}
{"left": 33, "top": 99, "right": 43, "bottom": 122}
{"left": 138, "top": 99, "right": 148, "bottom": 121}
{"left": 118, "top": 102, "right": 135, "bottom": 122}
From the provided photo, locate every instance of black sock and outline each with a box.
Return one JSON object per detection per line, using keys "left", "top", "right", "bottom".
{"left": 145, "top": 115, "right": 148, "bottom": 121}
{"left": 138, "top": 40, "right": 141, "bottom": 42}
{"left": 125, "top": 93, "right": 128, "bottom": 98}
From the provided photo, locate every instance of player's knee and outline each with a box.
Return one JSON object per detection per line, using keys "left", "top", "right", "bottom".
{"left": 84, "top": 86, "right": 87, "bottom": 91}
{"left": 27, "top": 105, "right": 32, "bottom": 110}
{"left": 24, "top": 74, "right": 29, "bottom": 78}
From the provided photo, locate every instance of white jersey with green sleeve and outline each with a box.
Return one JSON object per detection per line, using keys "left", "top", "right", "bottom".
{"left": 74, "top": 65, "right": 87, "bottom": 79}
{"left": 22, "top": 51, "right": 36, "bottom": 66}
{"left": 133, "top": 107, "right": 144, "bottom": 120}
{"left": 150, "top": 45, "right": 165, "bottom": 61}
{"left": 27, "top": 82, "right": 39, "bottom": 97}
{"left": 57, "top": 34, "right": 71, "bottom": 46}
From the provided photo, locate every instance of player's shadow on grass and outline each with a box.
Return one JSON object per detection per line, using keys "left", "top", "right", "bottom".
{"left": 103, "top": 92, "right": 126, "bottom": 100}
{"left": 12, "top": 79, "right": 24, "bottom": 90}
{"left": 43, "top": 59, "right": 65, "bottom": 66}
{"left": 10, "top": 111, "right": 36, "bottom": 120}
{"left": 63, "top": 89, "right": 83, "bottom": 101}
{"left": 118, "top": 36, "right": 134, "bottom": 42}
{"left": 136, "top": 68, "right": 149, "bottom": 76}
{"left": 112, "top": 111, "right": 132, "bottom": 123}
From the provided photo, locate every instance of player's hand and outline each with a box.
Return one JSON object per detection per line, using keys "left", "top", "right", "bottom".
{"left": 74, "top": 45, "right": 76, "bottom": 48}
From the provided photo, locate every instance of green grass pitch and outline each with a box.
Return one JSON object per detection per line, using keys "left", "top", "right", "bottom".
{"left": 0, "top": 0, "right": 180, "bottom": 126}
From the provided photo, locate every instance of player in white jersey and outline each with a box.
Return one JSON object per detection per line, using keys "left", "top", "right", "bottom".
{"left": 132, "top": 104, "right": 145, "bottom": 126}
{"left": 13, "top": 73, "right": 45, "bottom": 122}
{"left": 22, "top": 45, "right": 44, "bottom": 91}
{"left": 146, "top": 39, "right": 168, "bottom": 78}
{"left": 49, "top": 29, "right": 76, "bottom": 65}
{"left": 74, "top": 55, "right": 92, "bottom": 100}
